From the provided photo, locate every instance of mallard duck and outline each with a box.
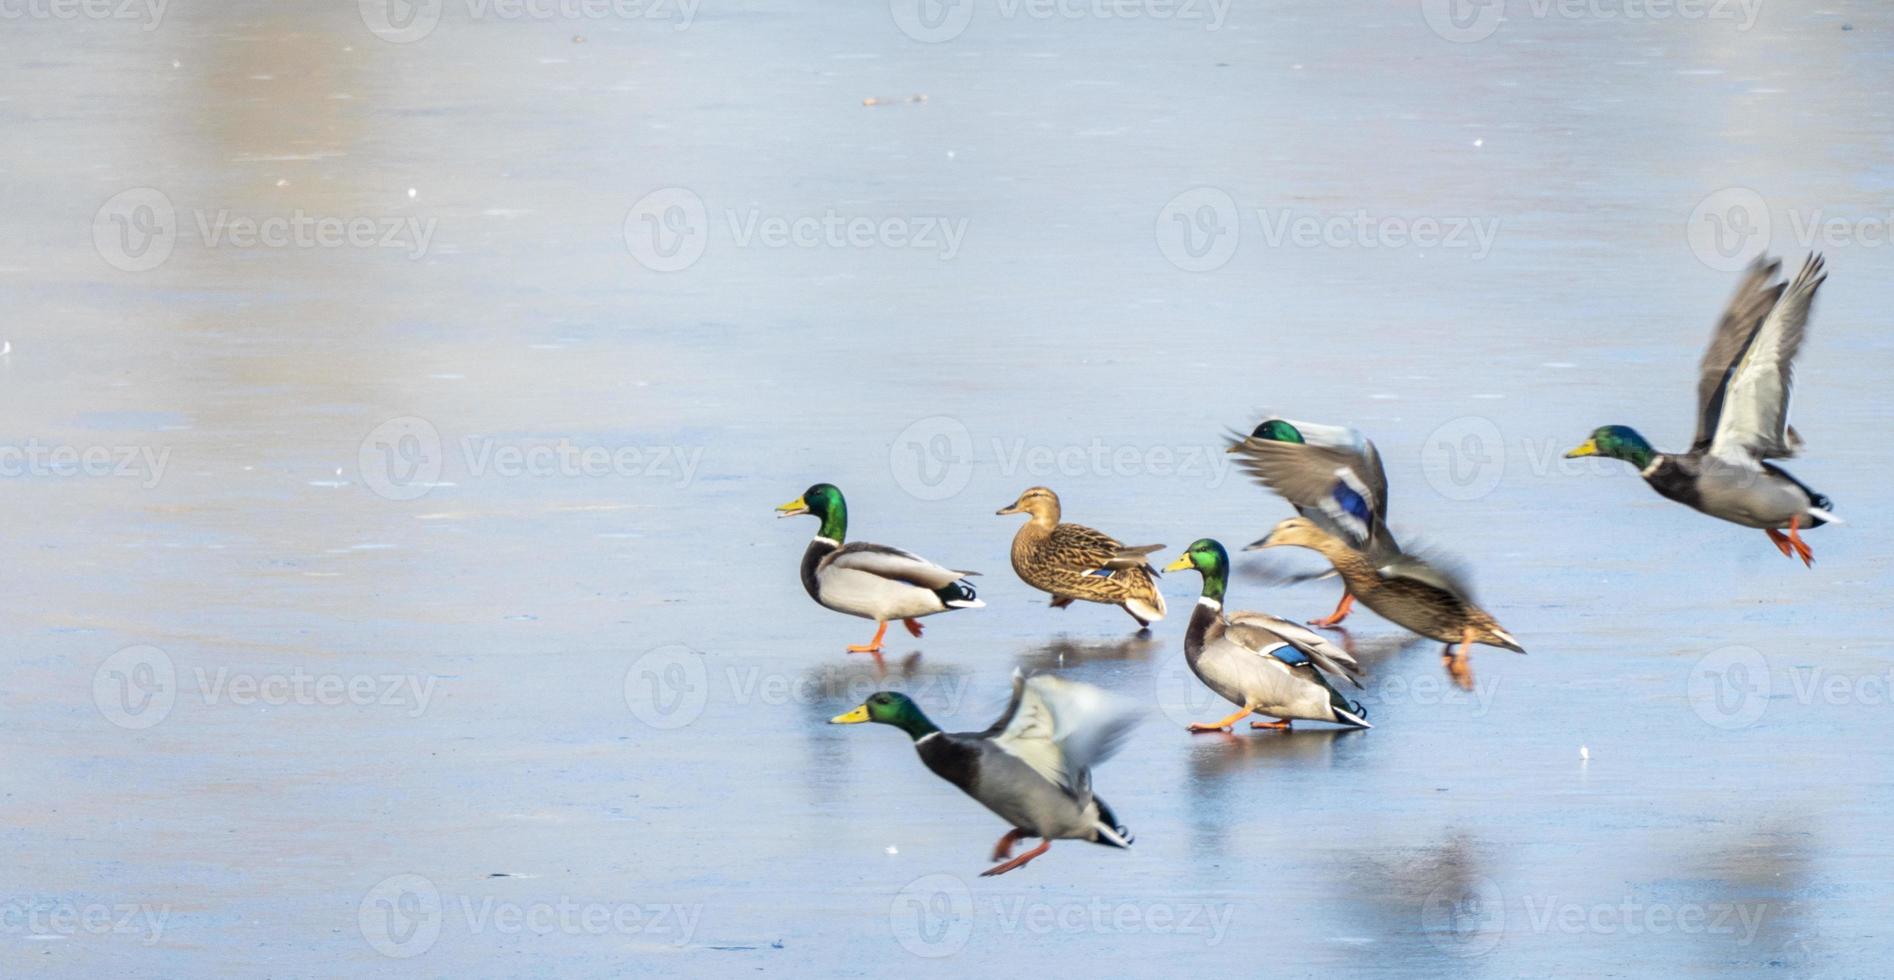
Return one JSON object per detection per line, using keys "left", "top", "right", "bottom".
{"left": 830, "top": 669, "right": 1138, "bottom": 876}
{"left": 776, "top": 483, "right": 982, "bottom": 653}
{"left": 1565, "top": 254, "right": 1836, "bottom": 565}
{"left": 1250, "top": 517, "right": 1522, "bottom": 690}
{"left": 1164, "top": 539, "right": 1369, "bottom": 732}
{"left": 997, "top": 486, "right": 1166, "bottom": 628}
{"left": 1226, "top": 416, "right": 1398, "bottom": 627}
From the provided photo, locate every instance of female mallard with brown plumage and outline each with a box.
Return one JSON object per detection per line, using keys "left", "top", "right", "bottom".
{"left": 1250, "top": 517, "right": 1522, "bottom": 689}
{"left": 997, "top": 486, "right": 1166, "bottom": 629}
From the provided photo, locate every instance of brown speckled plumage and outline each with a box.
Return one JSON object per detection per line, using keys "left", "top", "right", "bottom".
{"left": 999, "top": 487, "right": 1166, "bottom": 626}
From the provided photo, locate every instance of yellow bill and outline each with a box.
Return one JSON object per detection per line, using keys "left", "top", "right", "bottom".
{"left": 1163, "top": 554, "right": 1193, "bottom": 573}
{"left": 829, "top": 704, "right": 871, "bottom": 724}
{"left": 775, "top": 495, "right": 809, "bottom": 517}
{"left": 1564, "top": 439, "right": 1599, "bottom": 458}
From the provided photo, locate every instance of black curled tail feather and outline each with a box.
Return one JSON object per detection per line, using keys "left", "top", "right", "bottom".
{"left": 1091, "top": 799, "right": 1133, "bottom": 849}
{"left": 935, "top": 579, "right": 980, "bottom": 608}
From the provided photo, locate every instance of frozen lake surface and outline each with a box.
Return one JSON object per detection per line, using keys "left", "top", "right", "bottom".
{"left": 2, "top": 0, "right": 1891, "bottom": 975}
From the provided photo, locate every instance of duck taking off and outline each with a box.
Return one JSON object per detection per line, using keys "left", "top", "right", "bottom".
{"left": 830, "top": 670, "right": 1139, "bottom": 877}
{"left": 997, "top": 486, "right": 1166, "bottom": 628}
{"left": 1565, "top": 254, "right": 1837, "bottom": 565}
{"left": 1251, "top": 518, "right": 1523, "bottom": 690}
{"left": 1226, "top": 416, "right": 1397, "bottom": 627}
{"left": 776, "top": 483, "right": 982, "bottom": 654}
{"left": 1165, "top": 539, "right": 1369, "bottom": 732}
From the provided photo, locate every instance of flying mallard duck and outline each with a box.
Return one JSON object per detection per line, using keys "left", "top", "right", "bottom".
{"left": 1565, "top": 254, "right": 1836, "bottom": 565}
{"left": 1226, "top": 416, "right": 1398, "bottom": 627}
{"left": 1164, "top": 539, "right": 1369, "bottom": 732}
{"left": 1250, "top": 518, "right": 1522, "bottom": 690}
{"left": 776, "top": 483, "right": 982, "bottom": 654}
{"left": 997, "top": 486, "right": 1166, "bottom": 628}
{"left": 830, "top": 669, "right": 1138, "bottom": 876}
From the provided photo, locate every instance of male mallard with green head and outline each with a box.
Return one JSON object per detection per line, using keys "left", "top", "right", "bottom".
{"left": 1251, "top": 517, "right": 1522, "bottom": 690}
{"left": 776, "top": 483, "right": 982, "bottom": 654}
{"left": 997, "top": 486, "right": 1166, "bottom": 628}
{"left": 1226, "top": 416, "right": 1397, "bottom": 627}
{"left": 830, "top": 669, "right": 1138, "bottom": 876}
{"left": 1164, "top": 538, "right": 1369, "bottom": 732}
{"left": 1565, "top": 254, "right": 1836, "bottom": 565}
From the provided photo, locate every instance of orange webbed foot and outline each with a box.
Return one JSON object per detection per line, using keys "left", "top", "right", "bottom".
{"left": 980, "top": 839, "right": 1050, "bottom": 877}
{"left": 1308, "top": 592, "right": 1356, "bottom": 628}
{"left": 847, "top": 621, "right": 889, "bottom": 654}
{"left": 1785, "top": 516, "right": 1814, "bottom": 567}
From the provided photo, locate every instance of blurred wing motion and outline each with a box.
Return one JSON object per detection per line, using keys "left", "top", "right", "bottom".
{"left": 1692, "top": 256, "right": 1786, "bottom": 452}
{"left": 1709, "top": 254, "right": 1826, "bottom": 466}
{"left": 1227, "top": 420, "right": 1397, "bottom": 560}
{"left": 986, "top": 670, "right": 1141, "bottom": 798}
{"left": 1377, "top": 551, "right": 1476, "bottom": 604}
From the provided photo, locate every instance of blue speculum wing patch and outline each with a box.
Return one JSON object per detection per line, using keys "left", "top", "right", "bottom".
{"left": 1269, "top": 643, "right": 1311, "bottom": 667}
{"left": 1331, "top": 481, "right": 1371, "bottom": 524}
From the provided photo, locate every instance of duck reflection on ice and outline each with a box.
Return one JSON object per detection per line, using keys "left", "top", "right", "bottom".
{"left": 1012, "top": 633, "right": 1160, "bottom": 673}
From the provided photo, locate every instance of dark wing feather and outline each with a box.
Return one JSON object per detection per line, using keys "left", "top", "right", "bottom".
{"left": 821, "top": 541, "right": 968, "bottom": 589}
{"left": 1228, "top": 437, "right": 1393, "bottom": 557}
{"left": 1377, "top": 552, "right": 1476, "bottom": 605}
{"left": 1693, "top": 256, "right": 1785, "bottom": 452}
{"left": 1046, "top": 523, "right": 1134, "bottom": 573}
{"left": 1711, "top": 253, "right": 1825, "bottom": 462}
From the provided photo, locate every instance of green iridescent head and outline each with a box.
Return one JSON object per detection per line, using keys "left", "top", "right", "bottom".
{"left": 775, "top": 482, "right": 848, "bottom": 540}
{"left": 1565, "top": 426, "right": 1654, "bottom": 467}
{"left": 1163, "top": 538, "right": 1229, "bottom": 600}
{"left": 829, "top": 691, "right": 940, "bottom": 739}
{"left": 1250, "top": 419, "right": 1304, "bottom": 443}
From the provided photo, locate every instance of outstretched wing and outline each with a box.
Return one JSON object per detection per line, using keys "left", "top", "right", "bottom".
{"left": 1224, "top": 611, "right": 1363, "bottom": 687}
{"left": 1377, "top": 552, "right": 1476, "bottom": 605}
{"left": 1693, "top": 256, "right": 1786, "bottom": 452}
{"left": 1711, "top": 254, "right": 1825, "bottom": 464}
{"left": 1273, "top": 419, "right": 1392, "bottom": 522}
{"left": 989, "top": 671, "right": 1140, "bottom": 798}
{"left": 1227, "top": 435, "right": 1395, "bottom": 557}
{"left": 822, "top": 542, "right": 970, "bottom": 589}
